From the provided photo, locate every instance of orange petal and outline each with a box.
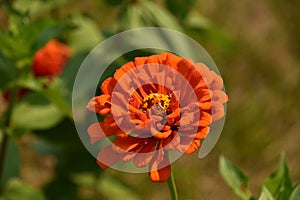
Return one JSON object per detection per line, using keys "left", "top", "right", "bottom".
{"left": 134, "top": 139, "right": 157, "bottom": 168}
{"left": 134, "top": 56, "right": 148, "bottom": 67}
{"left": 151, "top": 127, "right": 172, "bottom": 139}
{"left": 198, "top": 111, "right": 212, "bottom": 127}
{"left": 129, "top": 96, "right": 141, "bottom": 108}
{"left": 212, "top": 90, "right": 228, "bottom": 104}
{"left": 165, "top": 53, "right": 182, "bottom": 70}
{"left": 114, "top": 61, "right": 135, "bottom": 80}
{"left": 101, "top": 78, "right": 117, "bottom": 95}
{"left": 177, "top": 137, "right": 200, "bottom": 154}
{"left": 149, "top": 149, "right": 171, "bottom": 182}
{"left": 134, "top": 152, "right": 154, "bottom": 168}
{"left": 145, "top": 55, "right": 164, "bottom": 75}
{"left": 195, "top": 126, "right": 210, "bottom": 139}
{"left": 112, "top": 91, "right": 138, "bottom": 115}
{"left": 196, "top": 62, "right": 210, "bottom": 76}
{"left": 170, "top": 94, "right": 179, "bottom": 111}
{"left": 162, "top": 131, "right": 180, "bottom": 150}
{"left": 177, "top": 59, "right": 203, "bottom": 88}
{"left": 185, "top": 140, "right": 200, "bottom": 154}
{"left": 147, "top": 53, "right": 168, "bottom": 64}
{"left": 212, "top": 103, "right": 225, "bottom": 122}
{"left": 209, "top": 71, "right": 223, "bottom": 90}
{"left": 199, "top": 101, "right": 212, "bottom": 110}
{"left": 112, "top": 136, "right": 144, "bottom": 153}
{"left": 130, "top": 91, "right": 143, "bottom": 103}
{"left": 99, "top": 108, "right": 111, "bottom": 116}
{"left": 97, "top": 145, "right": 122, "bottom": 169}
{"left": 97, "top": 94, "right": 111, "bottom": 106}
{"left": 179, "top": 112, "right": 194, "bottom": 126}
{"left": 121, "top": 152, "right": 136, "bottom": 162}
{"left": 137, "top": 85, "right": 149, "bottom": 99}
{"left": 86, "top": 95, "right": 111, "bottom": 115}
{"left": 128, "top": 105, "right": 148, "bottom": 121}
{"left": 166, "top": 108, "right": 180, "bottom": 125}
{"left": 100, "top": 116, "right": 127, "bottom": 137}
{"left": 167, "top": 108, "right": 180, "bottom": 119}
{"left": 197, "top": 89, "right": 211, "bottom": 103}
{"left": 86, "top": 97, "right": 101, "bottom": 113}
{"left": 87, "top": 122, "right": 114, "bottom": 144}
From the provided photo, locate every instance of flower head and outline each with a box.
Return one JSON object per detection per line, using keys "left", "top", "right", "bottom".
{"left": 87, "top": 52, "right": 228, "bottom": 182}
{"left": 32, "top": 39, "right": 71, "bottom": 77}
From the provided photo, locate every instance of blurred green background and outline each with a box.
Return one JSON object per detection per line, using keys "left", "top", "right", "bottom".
{"left": 0, "top": 0, "right": 299, "bottom": 199}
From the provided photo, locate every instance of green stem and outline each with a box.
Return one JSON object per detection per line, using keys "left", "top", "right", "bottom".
{"left": 0, "top": 87, "right": 18, "bottom": 182}
{"left": 0, "top": 133, "right": 9, "bottom": 182}
{"left": 167, "top": 168, "right": 178, "bottom": 200}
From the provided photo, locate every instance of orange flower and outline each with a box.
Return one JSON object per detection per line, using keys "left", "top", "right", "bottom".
{"left": 87, "top": 52, "right": 228, "bottom": 182}
{"left": 32, "top": 39, "right": 71, "bottom": 77}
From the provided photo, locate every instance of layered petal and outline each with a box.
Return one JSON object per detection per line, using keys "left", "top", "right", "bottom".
{"left": 87, "top": 52, "right": 228, "bottom": 182}
{"left": 87, "top": 122, "right": 114, "bottom": 144}
{"left": 177, "top": 137, "right": 201, "bottom": 154}
{"left": 114, "top": 61, "right": 135, "bottom": 80}
{"left": 97, "top": 145, "right": 122, "bottom": 169}
{"left": 86, "top": 95, "right": 111, "bottom": 115}
{"left": 134, "top": 139, "right": 157, "bottom": 168}
{"left": 149, "top": 148, "right": 171, "bottom": 182}
{"left": 101, "top": 77, "right": 117, "bottom": 95}
{"left": 112, "top": 136, "right": 144, "bottom": 153}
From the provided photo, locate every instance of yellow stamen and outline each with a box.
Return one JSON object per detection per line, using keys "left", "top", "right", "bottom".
{"left": 141, "top": 93, "right": 170, "bottom": 111}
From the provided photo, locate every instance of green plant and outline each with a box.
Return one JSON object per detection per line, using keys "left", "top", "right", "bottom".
{"left": 219, "top": 154, "right": 300, "bottom": 200}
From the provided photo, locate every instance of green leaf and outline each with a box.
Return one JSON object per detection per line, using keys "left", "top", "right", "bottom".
{"left": 40, "top": 78, "right": 72, "bottom": 118}
{"left": 290, "top": 184, "right": 300, "bottom": 200}
{"left": 0, "top": 178, "right": 45, "bottom": 200}
{"left": 71, "top": 172, "right": 97, "bottom": 187}
{"left": 165, "top": 0, "right": 197, "bottom": 20}
{"left": 11, "top": 93, "right": 64, "bottom": 131}
{"left": 103, "top": 0, "right": 124, "bottom": 6}
{"left": 13, "top": 0, "right": 67, "bottom": 16}
{"left": 71, "top": 172, "right": 140, "bottom": 200}
{"left": 219, "top": 155, "right": 253, "bottom": 200}
{"left": 184, "top": 12, "right": 235, "bottom": 52}
{"left": 117, "top": 3, "right": 142, "bottom": 29}
{"left": 67, "top": 14, "right": 104, "bottom": 52}
{"left": 1, "top": 17, "right": 65, "bottom": 69}
{"left": 32, "top": 24, "right": 72, "bottom": 52}
{"left": 14, "top": 75, "right": 44, "bottom": 92}
{"left": 258, "top": 186, "right": 275, "bottom": 200}
{"left": 0, "top": 138, "right": 19, "bottom": 187}
{"left": 0, "top": 51, "right": 17, "bottom": 90}
{"left": 96, "top": 174, "right": 140, "bottom": 200}
{"left": 184, "top": 12, "right": 212, "bottom": 30}
{"left": 263, "top": 154, "right": 293, "bottom": 200}
{"left": 126, "top": 4, "right": 145, "bottom": 29}
{"left": 60, "top": 51, "right": 88, "bottom": 93}
{"left": 142, "top": 0, "right": 182, "bottom": 31}
{"left": 15, "top": 76, "right": 72, "bottom": 118}
{"left": 117, "top": 1, "right": 183, "bottom": 31}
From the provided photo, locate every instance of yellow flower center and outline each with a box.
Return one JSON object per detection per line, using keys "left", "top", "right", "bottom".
{"left": 141, "top": 93, "right": 171, "bottom": 111}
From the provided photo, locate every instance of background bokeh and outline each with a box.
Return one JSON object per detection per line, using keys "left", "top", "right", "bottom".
{"left": 0, "top": 0, "right": 299, "bottom": 199}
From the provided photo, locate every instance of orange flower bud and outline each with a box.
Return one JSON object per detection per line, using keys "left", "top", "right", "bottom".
{"left": 32, "top": 39, "right": 71, "bottom": 77}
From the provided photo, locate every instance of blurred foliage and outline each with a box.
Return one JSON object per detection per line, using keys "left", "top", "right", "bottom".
{"left": 0, "top": 0, "right": 299, "bottom": 199}
{"left": 220, "top": 155, "right": 299, "bottom": 200}
{"left": 0, "top": 178, "right": 45, "bottom": 200}
{"left": 0, "top": 139, "right": 19, "bottom": 187}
